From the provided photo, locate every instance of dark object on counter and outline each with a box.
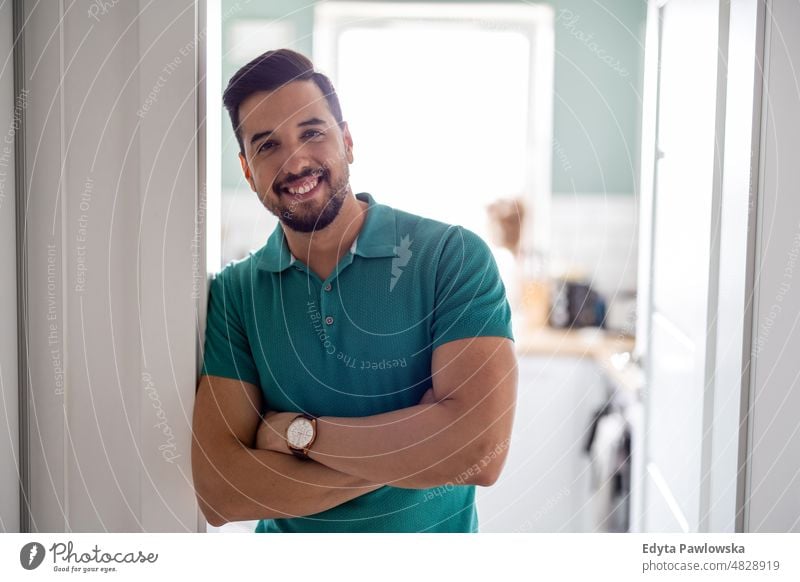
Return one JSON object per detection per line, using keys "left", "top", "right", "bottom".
{"left": 549, "top": 279, "right": 607, "bottom": 328}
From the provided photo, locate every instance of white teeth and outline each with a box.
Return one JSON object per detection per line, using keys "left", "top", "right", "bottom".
{"left": 287, "top": 176, "right": 319, "bottom": 195}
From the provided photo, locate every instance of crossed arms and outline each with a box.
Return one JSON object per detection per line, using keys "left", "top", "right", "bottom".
{"left": 191, "top": 336, "right": 517, "bottom": 527}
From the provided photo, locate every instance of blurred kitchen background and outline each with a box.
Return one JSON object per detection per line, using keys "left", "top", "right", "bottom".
{"left": 214, "top": 0, "right": 646, "bottom": 534}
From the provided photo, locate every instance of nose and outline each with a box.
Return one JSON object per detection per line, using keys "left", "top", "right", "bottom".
{"left": 277, "top": 142, "right": 315, "bottom": 182}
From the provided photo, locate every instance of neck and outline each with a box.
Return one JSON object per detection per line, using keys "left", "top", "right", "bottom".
{"left": 282, "top": 190, "right": 368, "bottom": 279}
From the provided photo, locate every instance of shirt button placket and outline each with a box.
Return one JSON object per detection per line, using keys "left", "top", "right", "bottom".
{"left": 321, "top": 279, "right": 335, "bottom": 325}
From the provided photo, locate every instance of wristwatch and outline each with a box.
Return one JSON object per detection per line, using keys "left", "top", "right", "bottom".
{"left": 286, "top": 413, "right": 317, "bottom": 459}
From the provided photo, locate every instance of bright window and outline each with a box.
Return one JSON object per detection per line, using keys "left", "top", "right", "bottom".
{"left": 315, "top": 1, "right": 554, "bottom": 252}
{"left": 336, "top": 25, "right": 530, "bottom": 238}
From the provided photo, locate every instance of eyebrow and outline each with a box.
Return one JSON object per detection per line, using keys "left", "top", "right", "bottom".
{"left": 249, "top": 118, "right": 328, "bottom": 146}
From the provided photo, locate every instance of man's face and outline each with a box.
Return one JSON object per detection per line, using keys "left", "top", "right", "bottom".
{"left": 237, "top": 80, "right": 354, "bottom": 233}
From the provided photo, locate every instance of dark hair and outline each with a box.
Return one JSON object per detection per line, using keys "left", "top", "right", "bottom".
{"left": 222, "top": 48, "right": 344, "bottom": 155}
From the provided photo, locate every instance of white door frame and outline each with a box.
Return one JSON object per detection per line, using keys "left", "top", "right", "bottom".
{"left": 745, "top": 0, "right": 800, "bottom": 532}
{"left": 17, "top": 0, "right": 205, "bottom": 532}
{"left": 636, "top": 0, "right": 766, "bottom": 532}
{"left": 0, "top": 0, "right": 21, "bottom": 534}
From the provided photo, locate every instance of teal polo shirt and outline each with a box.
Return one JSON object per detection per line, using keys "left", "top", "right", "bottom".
{"left": 201, "top": 192, "right": 514, "bottom": 533}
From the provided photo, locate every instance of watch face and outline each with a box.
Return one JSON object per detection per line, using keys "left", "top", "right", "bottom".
{"left": 287, "top": 417, "right": 314, "bottom": 449}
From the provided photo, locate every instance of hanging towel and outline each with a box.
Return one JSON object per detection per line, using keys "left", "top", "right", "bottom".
{"left": 588, "top": 410, "right": 627, "bottom": 531}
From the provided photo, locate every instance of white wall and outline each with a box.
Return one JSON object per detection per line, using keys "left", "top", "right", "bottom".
{"left": 549, "top": 193, "right": 639, "bottom": 299}
{"left": 20, "top": 0, "right": 202, "bottom": 532}
{"left": 0, "top": 0, "right": 20, "bottom": 533}
{"left": 746, "top": 0, "right": 800, "bottom": 532}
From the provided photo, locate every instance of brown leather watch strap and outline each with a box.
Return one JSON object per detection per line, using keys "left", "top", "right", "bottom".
{"left": 290, "top": 448, "right": 310, "bottom": 460}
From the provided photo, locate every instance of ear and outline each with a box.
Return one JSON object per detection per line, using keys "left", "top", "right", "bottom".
{"left": 341, "top": 122, "right": 354, "bottom": 164}
{"left": 239, "top": 152, "right": 256, "bottom": 192}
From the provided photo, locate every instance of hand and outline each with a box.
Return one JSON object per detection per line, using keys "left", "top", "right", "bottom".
{"left": 255, "top": 411, "right": 293, "bottom": 453}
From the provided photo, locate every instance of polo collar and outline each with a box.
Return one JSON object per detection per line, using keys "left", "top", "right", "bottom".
{"left": 351, "top": 192, "right": 397, "bottom": 258}
{"left": 258, "top": 192, "right": 397, "bottom": 273}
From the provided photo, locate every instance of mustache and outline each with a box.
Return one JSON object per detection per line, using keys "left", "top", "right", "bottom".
{"left": 274, "top": 167, "right": 327, "bottom": 195}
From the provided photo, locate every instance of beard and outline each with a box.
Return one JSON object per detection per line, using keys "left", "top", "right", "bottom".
{"left": 265, "top": 165, "right": 349, "bottom": 233}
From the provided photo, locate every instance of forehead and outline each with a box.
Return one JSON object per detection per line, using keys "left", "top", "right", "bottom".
{"left": 238, "top": 80, "right": 334, "bottom": 137}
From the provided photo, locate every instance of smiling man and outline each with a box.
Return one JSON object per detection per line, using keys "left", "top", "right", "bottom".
{"left": 191, "top": 49, "right": 518, "bottom": 533}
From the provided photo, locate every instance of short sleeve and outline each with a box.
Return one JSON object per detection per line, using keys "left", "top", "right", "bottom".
{"left": 431, "top": 227, "right": 515, "bottom": 350}
{"left": 201, "top": 269, "right": 261, "bottom": 386}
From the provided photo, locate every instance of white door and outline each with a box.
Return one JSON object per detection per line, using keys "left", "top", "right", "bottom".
{"left": 640, "top": 0, "right": 724, "bottom": 532}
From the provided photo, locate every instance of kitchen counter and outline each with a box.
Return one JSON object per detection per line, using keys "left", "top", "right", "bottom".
{"left": 515, "top": 325, "right": 643, "bottom": 396}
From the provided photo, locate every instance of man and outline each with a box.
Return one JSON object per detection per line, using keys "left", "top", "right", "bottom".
{"left": 191, "top": 49, "right": 518, "bottom": 533}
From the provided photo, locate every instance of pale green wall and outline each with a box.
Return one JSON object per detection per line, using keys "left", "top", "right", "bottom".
{"left": 220, "top": 0, "right": 646, "bottom": 195}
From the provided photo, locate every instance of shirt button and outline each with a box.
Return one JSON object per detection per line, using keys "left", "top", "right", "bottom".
{"left": 325, "top": 316, "right": 334, "bottom": 325}
{"left": 323, "top": 283, "right": 332, "bottom": 292}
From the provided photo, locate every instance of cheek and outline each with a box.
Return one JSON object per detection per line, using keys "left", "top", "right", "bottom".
{"left": 250, "top": 163, "right": 279, "bottom": 190}
{"left": 305, "top": 140, "right": 344, "bottom": 165}
{"left": 322, "top": 148, "right": 349, "bottom": 171}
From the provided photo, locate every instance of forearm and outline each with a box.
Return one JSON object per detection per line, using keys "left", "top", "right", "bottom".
{"left": 312, "top": 399, "right": 508, "bottom": 488}
{"left": 265, "top": 399, "right": 508, "bottom": 489}
{"left": 193, "top": 438, "right": 383, "bottom": 526}
{"left": 257, "top": 339, "right": 517, "bottom": 490}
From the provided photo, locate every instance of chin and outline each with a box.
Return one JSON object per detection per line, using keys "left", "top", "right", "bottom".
{"left": 281, "top": 207, "right": 340, "bottom": 233}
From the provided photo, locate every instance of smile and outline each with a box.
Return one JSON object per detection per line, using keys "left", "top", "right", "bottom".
{"left": 283, "top": 171, "right": 325, "bottom": 197}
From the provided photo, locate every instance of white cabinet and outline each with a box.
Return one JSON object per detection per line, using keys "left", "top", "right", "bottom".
{"left": 476, "top": 356, "right": 610, "bottom": 532}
